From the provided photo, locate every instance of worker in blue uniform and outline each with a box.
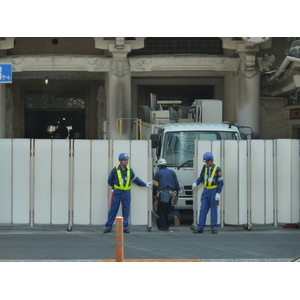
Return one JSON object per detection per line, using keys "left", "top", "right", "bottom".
{"left": 104, "top": 153, "right": 152, "bottom": 234}
{"left": 192, "top": 152, "right": 224, "bottom": 234}
{"left": 153, "top": 158, "right": 181, "bottom": 231}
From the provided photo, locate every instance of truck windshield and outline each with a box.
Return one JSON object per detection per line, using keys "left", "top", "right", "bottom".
{"left": 162, "top": 131, "right": 238, "bottom": 167}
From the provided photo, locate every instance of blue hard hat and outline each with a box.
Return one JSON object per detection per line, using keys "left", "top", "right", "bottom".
{"left": 118, "top": 153, "right": 129, "bottom": 160}
{"left": 203, "top": 152, "right": 214, "bottom": 162}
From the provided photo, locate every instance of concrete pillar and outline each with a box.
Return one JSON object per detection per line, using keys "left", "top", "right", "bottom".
{"left": 0, "top": 84, "right": 6, "bottom": 138}
{"left": 223, "top": 74, "right": 237, "bottom": 123}
{"left": 236, "top": 70, "right": 260, "bottom": 137}
{"left": 107, "top": 44, "right": 132, "bottom": 140}
{"left": 236, "top": 45, "right": 261, "bottom": 138}
{"left": 94, "top": 38, "right": 145, "bottom": 140}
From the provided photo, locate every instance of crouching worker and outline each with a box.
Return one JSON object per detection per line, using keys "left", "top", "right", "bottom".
{"left": 153, "top": 158, "right": 181, "bottom": 231}
{"left": 104, "top": 153, "right": 152, "bottom": 234}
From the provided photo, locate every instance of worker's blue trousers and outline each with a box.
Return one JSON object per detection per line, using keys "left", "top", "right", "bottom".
{"left": 196, "top": 188, "right": 218, "bottom": 231}
{"left": 105, "top": 189, "right": 131, "bottom": 231}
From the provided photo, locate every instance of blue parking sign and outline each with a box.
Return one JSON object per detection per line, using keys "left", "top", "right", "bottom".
{"left": 0, "top": 64, "right": 12, "bottom": 83}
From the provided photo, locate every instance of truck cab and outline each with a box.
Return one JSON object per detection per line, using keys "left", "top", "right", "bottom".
{"left": 151, "top": 122, "right": 241, "bottom": 209}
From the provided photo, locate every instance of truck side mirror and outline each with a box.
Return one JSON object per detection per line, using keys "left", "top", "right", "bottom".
{"left": 150, "top": 134, "right": 159, "bottom": 148}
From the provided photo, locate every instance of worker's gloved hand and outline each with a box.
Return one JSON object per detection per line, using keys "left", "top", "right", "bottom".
{"left": 146, "top": 182, "right": 152, "bottom": 187}
{"left": 192, "top": 182, "right": 197, "bottom": 189}
{"left": 215, "top": 193, "right": 220, "bottom": 201}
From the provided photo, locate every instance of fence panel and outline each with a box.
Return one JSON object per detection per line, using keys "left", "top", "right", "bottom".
{"left": 224, "top": 140, "right": 248, "bottom": 225}
{"left": 0, "top": 138, "right": 298, "bottom": 227}
{"left": 238, "top": 141, "right": 248, "bottom": 224}
{"left": 0, "top": 139, "right": 12, "bottom": 223}
{"left": 291, "top": 140, "right": 300, "bottom": 222}
{"left": 73, "top": 140, "right": 91, "bottom": 224}
{"left": 90, "top": 140, "right": 109, "bottom": 225}
{"left": 130, "top": 140, "right": 151, "bottom": 225}
{"left": 250, "top": 140, "right": 274, "bottom": 225}
{"left": 51, "top": 140, "right": 70, "bottom": 224}
{"left": 34, "top": 140, "right": 52, "bottom": 224}
{"left": 265, "top": 140, "right": 274, "bottom": 223}
{"left": 276, "top": 139, "right": 300, "bottom": 223}
{"left": 12, "top": 139, "right": 31, "bottom": 224}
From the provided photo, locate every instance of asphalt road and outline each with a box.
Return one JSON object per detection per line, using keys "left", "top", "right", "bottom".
{"left": 0, "top": 217, "right": 299, "bottom": 261}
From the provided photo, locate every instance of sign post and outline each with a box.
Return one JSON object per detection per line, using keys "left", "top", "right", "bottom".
{"left": 0, "top": 64, "right": 12, "bottom": 83}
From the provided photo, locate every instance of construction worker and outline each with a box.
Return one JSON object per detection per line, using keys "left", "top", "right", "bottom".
{"left": 153, "top": 158, "right": 181, "bottom": 231}
{"left": 192, "top": 152, "right": 224, "bottom": 234}
{"left": 104, "top": 153, "right": 152, "bottom": 234}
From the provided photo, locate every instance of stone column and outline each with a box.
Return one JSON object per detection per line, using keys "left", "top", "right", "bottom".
{"left": 223, "top": 74, "right": 237, "bottom": 123}
{"left": 107, "top": 44, "right": 132, "bottom": 140}
{"left": 235, "top": 44, "right": 261, "bottom": 138}
{"left": 94, "top": 38, "right": 145, "bottom": 140}
{"left": 0, "top": 84, "right": 6, "bottom": 138}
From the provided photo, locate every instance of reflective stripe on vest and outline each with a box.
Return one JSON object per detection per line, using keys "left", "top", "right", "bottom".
{"left": 204, "top": 165, "right": 218, "bottom": 189}
{"left": 114, "top": 166, "right": 131, "bottom": 190}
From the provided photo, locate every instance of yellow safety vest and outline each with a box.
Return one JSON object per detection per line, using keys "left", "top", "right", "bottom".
{"left": 114, "top": 166, "right": 131, "bottom": 190}
{"left": 204, "top": 165, "right": 218, "bottom": 189}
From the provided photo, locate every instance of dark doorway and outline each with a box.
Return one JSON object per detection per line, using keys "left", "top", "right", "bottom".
{"left": 25, "top": 110, "right": 85, "bottom": 139}
{"left": 24, "top": 88, "right": 86, "bottom": 139}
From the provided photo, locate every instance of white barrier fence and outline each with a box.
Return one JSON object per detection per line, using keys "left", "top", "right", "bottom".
{"left": 193, "top": 139, "right": 300, "bottom": 229}
{"left": 0, "top": 139, "right": 299, "bottom": 229}
{"left": 0, "top": 139, "right": 152, "bottom": 228}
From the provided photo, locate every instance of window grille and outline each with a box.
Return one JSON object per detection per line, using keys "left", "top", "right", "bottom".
{"left": 25, "top": 91, "right": 85, "bottom": 109}
{"left": 129, "top": 38, "right": 222, "bottom": 56}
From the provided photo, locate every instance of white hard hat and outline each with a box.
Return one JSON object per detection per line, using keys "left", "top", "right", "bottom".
{"left": 157, "top": 158, "right": 167, "bottom": 166}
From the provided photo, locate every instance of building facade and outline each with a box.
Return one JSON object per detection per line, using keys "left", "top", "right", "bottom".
{"left": 0, "top": 37, "right": 300, "bottom": 140}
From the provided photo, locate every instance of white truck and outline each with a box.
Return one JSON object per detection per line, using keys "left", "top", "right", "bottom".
{"left": 140, "top": 96, "right": 249, "bottom": 210}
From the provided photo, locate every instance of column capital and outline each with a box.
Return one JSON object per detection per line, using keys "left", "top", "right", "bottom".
{"left": 93, "top": 37, "right": 145, "bottom": 57}
{"left": 236, "top": 44, "right": 260, "bottom": 72}
{"left": 109, "top": 43, "right": 131, "bottom": 58}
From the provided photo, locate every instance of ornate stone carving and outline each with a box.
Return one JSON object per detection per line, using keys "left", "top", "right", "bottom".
{"left": 215, "top": 58, "right": 234, "bottom": 70}
{"left": 87, "top": 58, "right": 110, "bottom": 70}
{"left": 129, "top": 58, "right": 151, "bottom": 71}
{"left": 258, "top": 54, "right": 275, "bottom": 72}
